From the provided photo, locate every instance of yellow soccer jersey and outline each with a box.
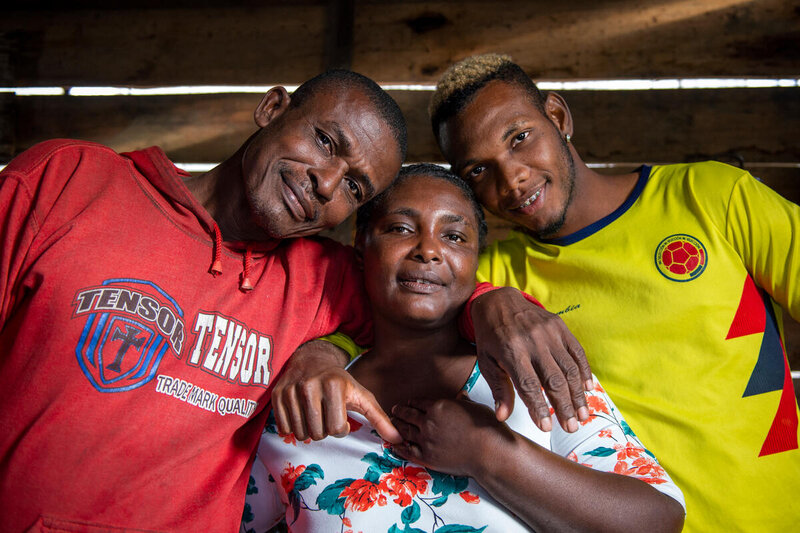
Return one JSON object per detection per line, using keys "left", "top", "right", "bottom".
{"left": 478, "top": 161, "right": 800, "bottom": 532}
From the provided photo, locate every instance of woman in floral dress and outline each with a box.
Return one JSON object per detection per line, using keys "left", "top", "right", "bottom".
{"left": 241, "top": 164, "right": 686, "bottom": 533}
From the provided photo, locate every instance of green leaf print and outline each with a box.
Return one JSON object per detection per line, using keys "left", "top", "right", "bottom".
{"left": 401, "top": 501, "right": 421, "bottom": 525}
{"left": 434, "top": 525, "right": 487, "bottom": 533}
{"left": 429, "top": 470, "right": 469, "bottom": 497}
{"left": 584, "top": 446, "right": 617, "bottom": 457}
{"left": 316, "top": 478, "right": 355, "bottom": 515}
{"left": 621, "top": 420, "right": 636, "bottom": 437}
{"left": 246, "top": 475, "right": 259, "bottom": 495}
{"left": 362, "top": 451, "right": 403, "bottom": 474}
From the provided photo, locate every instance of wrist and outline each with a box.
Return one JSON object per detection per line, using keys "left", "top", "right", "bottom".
{"left": 291, "top": 340, "right": 349, "bottom": 369}
{"left": 465, "top": 424, "right": 515, "bottom": 481}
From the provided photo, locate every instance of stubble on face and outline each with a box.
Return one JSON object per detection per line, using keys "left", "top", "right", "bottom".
{"left": 529, "top": 133, "right": 577, "bottom": 239}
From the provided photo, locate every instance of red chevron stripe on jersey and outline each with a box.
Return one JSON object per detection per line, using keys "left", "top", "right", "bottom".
{"left": 727, "top": 275, "right": 798, "bottom": 456}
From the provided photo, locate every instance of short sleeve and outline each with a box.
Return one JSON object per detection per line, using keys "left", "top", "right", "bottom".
{"left": 550, "top": 376, "right": 686, "bottom": 510}
{"left": 724, "top": 172, "right": 800, "bottom": 321}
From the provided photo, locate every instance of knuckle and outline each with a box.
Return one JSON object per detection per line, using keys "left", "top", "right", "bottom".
{"left": 298, "top": 381, "right": 317, "bottom": 400}
{"left": 563, "top": 362, "right": 581, "bottom": 381}
{"left": 516, "top": 375, "right": 543, "bottom": 395}
{"left": 532, "top": 403, "right": 551, "bottom": 419}
{"left": 541, "top": 372, "right": 568, "bottom": 393}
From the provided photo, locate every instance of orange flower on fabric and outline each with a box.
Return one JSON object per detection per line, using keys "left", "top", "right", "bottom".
{"left": 280, "top": 463, "right": 306, "bottom": 493}
{"left": 598, "top": 429, "right": 613, "bottom": 438}
{"left": 281, "top": 433, "right": 311, "bottom": 446}
{"left": 586, "top": 395, "right": 610, "bottom": 416}
{"left": 340, "top": 479, "right": 387, "bottom": 512}
{"left": 614, "top": 442, "right": 643, "bottom": 461}
{"left": 459, "top": 491, "right": 480, "bottom": 504}
{"left": 379, "top": 466, "right": 431, "bottom": 506}
{"left": 631, "top": 456, "right": 666, "bottom": 478}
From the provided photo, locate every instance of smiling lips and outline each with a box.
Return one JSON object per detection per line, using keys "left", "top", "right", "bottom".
{"left": 512, "top": 185, "right": 544, "bottom": 212}
{"left": 398, "top": 270, "right": 445, "bottom": 293}
{"left": 281, "top": 172, "right": 316, "bottom": 221}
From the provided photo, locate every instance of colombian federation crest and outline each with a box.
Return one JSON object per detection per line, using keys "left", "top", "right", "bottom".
{"left": 654, "top": 234, "right": 707, "bottom": 282}
{"left": 73, "top": 278, "right": 185, "bottom": 393}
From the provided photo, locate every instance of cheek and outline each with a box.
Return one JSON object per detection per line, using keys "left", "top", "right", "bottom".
{"left": 472, "top": 183, "right": 497, "bottom": 210}
{"left": 361, "top": 249, "right": 396, "bottom": 301}
{"left": 451, "top": 254, "right": 479, "bottom": 296}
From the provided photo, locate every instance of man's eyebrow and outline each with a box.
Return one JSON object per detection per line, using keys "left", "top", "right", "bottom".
{"left": 330, "top": 121, "right": 376, "bottom": 199}
{"left": 454, "top": 121, "right": 525, "bottom": 174}
{"left": 360, "top": 174, "right": 376, "bottom": 200}
{"left": 330, "top": 122, "right": 352, "bottom": 153}
{"left": 501, "top": 121, "right": 525, "bottom": 142}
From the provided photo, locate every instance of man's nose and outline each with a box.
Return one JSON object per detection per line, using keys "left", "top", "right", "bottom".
{"left": 497, "top": 160, "right": 529, "bottom": 195}
{"left": 310, "top": 158, "right": 348, "bottom": 202}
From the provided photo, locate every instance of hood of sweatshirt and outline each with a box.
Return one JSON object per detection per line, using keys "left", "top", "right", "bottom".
{"left": 121, "top": 146, "right": 278, "bottom": 291}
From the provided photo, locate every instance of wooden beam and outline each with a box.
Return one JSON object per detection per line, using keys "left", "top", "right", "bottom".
{"left": 8, "top": 88, "right": 800, "bottom": 188}
{"left": 325, "top": 0, "right": 355, "bottom": 70}
{"left": 2, "top": 0, "right": 798, "bottom": 86}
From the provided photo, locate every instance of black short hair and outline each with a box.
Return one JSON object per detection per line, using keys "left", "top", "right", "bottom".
{"left": 430, "top": 54, "right": 545, "bottom": 143}
{"left": 356, "top": 163, "right": 488, "bottom": 251}
{"left": 290, "top": 69, "right": 408, "bottom": 162}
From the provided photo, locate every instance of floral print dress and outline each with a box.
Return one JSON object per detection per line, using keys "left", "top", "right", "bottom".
{"left": 241, "top": 363, "right": 685, "bottom": 533}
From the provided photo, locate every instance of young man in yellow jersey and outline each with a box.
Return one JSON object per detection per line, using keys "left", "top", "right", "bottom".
{"left": 430, "top": 53, "right": 800, "bottom": 532}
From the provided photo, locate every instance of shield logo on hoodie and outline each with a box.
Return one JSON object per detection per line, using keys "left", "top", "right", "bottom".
{"left": 73, "top": 278, "right": 185, "bottom": 393}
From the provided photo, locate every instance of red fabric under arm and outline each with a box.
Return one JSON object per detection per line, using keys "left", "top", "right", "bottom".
{"left": 459, "top": 282, "right": 545, "bottom": 342}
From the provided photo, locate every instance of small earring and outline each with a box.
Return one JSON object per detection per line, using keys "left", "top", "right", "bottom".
{"left": 565, "top": 133, "right": 571, "bottom": 144}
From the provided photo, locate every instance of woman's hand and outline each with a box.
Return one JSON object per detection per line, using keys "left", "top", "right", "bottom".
{"left": 390, "top": 396, "right": 514, "bottom": 477}
{"left": 271, "top": 340, "right": 401, "bottom": 443}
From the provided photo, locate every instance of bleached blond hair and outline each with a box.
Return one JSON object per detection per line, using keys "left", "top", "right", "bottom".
{"left": 429, "top": 54, "right": 546, "bottom": 140}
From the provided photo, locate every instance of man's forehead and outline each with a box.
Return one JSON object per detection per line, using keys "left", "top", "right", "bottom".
{"left": 444, "top": 84, "right": 536, "bottom": 161}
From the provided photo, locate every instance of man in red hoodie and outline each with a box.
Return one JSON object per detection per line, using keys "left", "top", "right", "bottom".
{"left": 0, "top": 69, "right": 589, "bottom": 532}
{"left": 0, "top": 69, "right": 408, "bottom": 532}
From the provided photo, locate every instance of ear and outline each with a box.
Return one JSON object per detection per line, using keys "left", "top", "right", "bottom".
{"left": 254, "top": 86, "right": 290, "bottom": 128}
{"left": 543, "top": 92, "right": 574, "bottom": 139}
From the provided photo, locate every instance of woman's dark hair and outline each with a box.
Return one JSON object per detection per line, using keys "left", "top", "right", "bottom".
{"left": 356, "top": 163, "right": 488, "bottom": 251}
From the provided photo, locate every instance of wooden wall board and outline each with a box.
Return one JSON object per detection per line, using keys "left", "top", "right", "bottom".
{"left": 6, "top": 88, "right": 799, "bottom": 182}
{"left": 353, "top": 0, "right": 800, "bottom": 82}
{"left": 2, "top": 0, "right": 798, "bottom": 86}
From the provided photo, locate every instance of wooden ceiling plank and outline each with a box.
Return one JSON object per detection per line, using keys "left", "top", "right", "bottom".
{"left": 2, "top": 0, "right": 798, "bottom": 86}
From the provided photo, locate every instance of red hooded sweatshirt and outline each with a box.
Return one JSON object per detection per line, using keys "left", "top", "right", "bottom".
{"left": 0, "top": 140, "right": 372, "bottom": 532}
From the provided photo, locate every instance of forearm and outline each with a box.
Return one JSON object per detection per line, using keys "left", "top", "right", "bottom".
{"left": 471, "top": 430, "right": 684, "bottom": 532}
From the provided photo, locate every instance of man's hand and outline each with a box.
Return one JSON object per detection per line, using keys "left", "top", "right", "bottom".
{"left": 271, "top": 340, "right": 401, "bottom": 443}
{"left": 471, "top": 287, "right": 592, "bottom": 432}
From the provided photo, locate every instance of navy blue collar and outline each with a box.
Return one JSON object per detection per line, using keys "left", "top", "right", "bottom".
{"left": 536, "top": 165, "right": 651, "bottom": 246}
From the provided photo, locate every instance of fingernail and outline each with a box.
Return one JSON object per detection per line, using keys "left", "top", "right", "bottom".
{"left": 540, "top": 416, "right": 552, "bottom": 432}
{"left": 585, "top": 379, "right": 594, "bottom": 391}
{"left": 578, "top": 406, "right": 590, "bottom": 421}
{"left": 567, "top": 417, "right": 578, "bottom": 433}
{"left": 494, "top": 400, "right": 500, "bottom": 412}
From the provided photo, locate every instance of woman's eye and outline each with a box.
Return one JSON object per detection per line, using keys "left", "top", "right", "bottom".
{"left": 389, "top": 225, "right": 411, "bottom": 234}
{"left": 445, "top": 233, "right": 465, "bottom": 243}
{"left": 512, "top": 131, "right": 529, "bottom": 146}
{"left": 345, "top": 177, "right": 363, "bottom": 201}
